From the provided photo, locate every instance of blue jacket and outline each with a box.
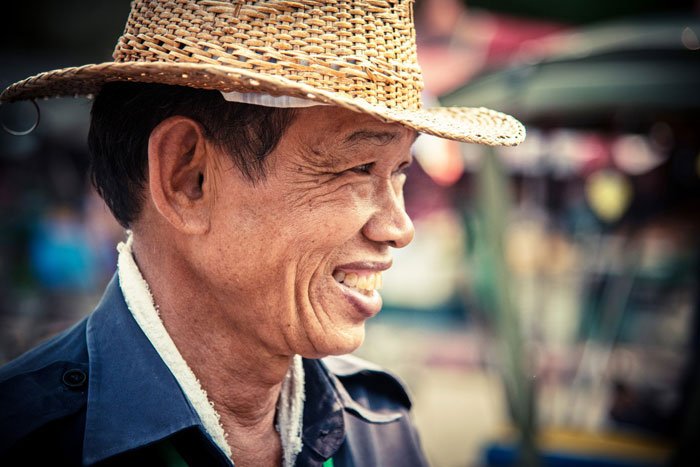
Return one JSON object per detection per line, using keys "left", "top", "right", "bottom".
{"left": 0, "top": 276, "right": 428, "bottom": 466}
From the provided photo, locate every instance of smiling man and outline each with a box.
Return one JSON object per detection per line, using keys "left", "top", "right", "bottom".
{"left": 0, "top": 1, "right": 524, "bottom": 466}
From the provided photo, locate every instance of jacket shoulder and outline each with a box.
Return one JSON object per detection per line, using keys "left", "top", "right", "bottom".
{"left": 322, "top": 354, "right": 412, "bottom": 410}
{"left": 0, "top": 317, "right": 90, "bottom": 453}
{"left": 0, "top": 316, "right": 89, "bottom": 380}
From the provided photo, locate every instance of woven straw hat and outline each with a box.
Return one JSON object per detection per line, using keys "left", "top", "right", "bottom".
{"left": 1, "top": 0, "right": 525, "bottom": 146}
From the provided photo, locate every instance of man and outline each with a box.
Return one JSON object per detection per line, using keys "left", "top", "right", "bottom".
{"left": 0, "top": 1, "right": 524, "bottom": 466}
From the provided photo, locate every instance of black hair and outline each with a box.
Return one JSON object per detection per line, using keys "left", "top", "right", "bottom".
{"left": 88, "top": 82, "right": 296, "bottom": 227}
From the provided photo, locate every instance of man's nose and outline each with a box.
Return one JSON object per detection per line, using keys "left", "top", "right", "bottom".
{"left": 362, "top": 180, "right": 415, "bottom": 248}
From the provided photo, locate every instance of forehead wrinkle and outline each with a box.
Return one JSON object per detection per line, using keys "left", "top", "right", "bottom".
{"left": 272, "top": 127, "right": 339, "bottom": 173}
{"left": 299, "top": 137, "right": 342, "bottom": 171}
{"left": 282, "top": 114, "right": 419, "bottom": 172}
{"left": 289, "top": 127, "right": 355, "bottom": 171}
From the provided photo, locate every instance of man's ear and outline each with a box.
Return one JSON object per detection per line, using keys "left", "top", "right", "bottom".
{"left": 147, "top": 116, "right": 212, "bottom": 235}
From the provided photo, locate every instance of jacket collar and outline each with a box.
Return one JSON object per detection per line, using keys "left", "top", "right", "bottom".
{"left": 82, "top": 276, "right": 213, "bottom": 465}
{"left": 300, "top": 358, "right": 404, "bottom": 461}
{"left": 323, "top": 356, "right": 406, "bottom": 423}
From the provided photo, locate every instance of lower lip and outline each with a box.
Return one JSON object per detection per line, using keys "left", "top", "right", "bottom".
{"left": 334, "top": 279, "right": 383, "bottom": 318}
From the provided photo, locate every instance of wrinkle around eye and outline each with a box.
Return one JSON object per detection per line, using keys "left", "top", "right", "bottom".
{"left": 285, "top": 170, "right": 368, "bottom": 210}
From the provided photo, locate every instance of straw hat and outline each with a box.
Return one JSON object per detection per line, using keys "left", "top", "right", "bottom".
{"left": 1, "top": 0, "right": 525, "bottom": 146}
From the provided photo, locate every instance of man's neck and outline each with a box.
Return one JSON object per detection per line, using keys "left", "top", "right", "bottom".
{"left": 131, "top": 235, "right": 291, "bottom": 463}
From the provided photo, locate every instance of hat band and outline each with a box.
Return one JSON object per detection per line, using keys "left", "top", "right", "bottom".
{"left": 220, "top": 91, "right": 327, "bottom": 108}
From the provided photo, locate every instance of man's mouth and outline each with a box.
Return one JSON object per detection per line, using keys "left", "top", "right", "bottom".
{"left": 332, "top": 270, "right": 383, "bottom": 296}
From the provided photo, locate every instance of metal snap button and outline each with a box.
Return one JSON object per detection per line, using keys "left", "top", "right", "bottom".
{"left": 62, "top": 368, "right": 87, "bottom": 388}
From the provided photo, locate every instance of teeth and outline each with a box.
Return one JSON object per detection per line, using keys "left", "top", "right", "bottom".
{"left": 333, "top": 271, "right": 346, "bottom": 282}
{"left": 333, "top": 271, "right": 383, "bottom": 293}
{"left": 356, "top": 275, "right": 368, "bottom": 290}
{"left": 344, "top": 273, "right": 358, "bottom": 287}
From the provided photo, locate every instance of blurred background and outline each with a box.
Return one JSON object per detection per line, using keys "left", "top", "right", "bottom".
{"left": 1, "top": 1, "right": 699, "bottom": 466}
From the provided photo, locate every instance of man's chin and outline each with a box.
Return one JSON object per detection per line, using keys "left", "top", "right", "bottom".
{"left": 301, "top": 324, "right": 366, "bottom": 358}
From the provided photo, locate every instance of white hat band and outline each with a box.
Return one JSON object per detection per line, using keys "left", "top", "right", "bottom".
{"left": 220, "top": 91, "right": 327, "bottom": 108}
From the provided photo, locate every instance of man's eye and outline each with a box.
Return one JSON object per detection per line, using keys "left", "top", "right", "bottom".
{"left": 349, "top": 163, "right": 373, "bottom": 174}
{"left": 394, "top": 161, "right": 412, "bottom": 175}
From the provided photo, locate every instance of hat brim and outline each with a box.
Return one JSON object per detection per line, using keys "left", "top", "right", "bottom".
{"left": 1, "top": 61, "right": 525, "bottom": 146}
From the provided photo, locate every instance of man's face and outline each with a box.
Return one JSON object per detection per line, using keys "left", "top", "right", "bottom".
{"left": 197, "top": 106, "right": 416, "bottom": 358}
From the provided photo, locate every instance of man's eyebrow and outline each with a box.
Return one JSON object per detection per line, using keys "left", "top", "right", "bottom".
{"left": 342, "top": 129, "right": 419, "bottom": 146}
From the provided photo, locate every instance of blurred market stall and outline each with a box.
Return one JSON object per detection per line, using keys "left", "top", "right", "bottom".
{"left": 436, "top": 13, "right": 700, "bottom": 467}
